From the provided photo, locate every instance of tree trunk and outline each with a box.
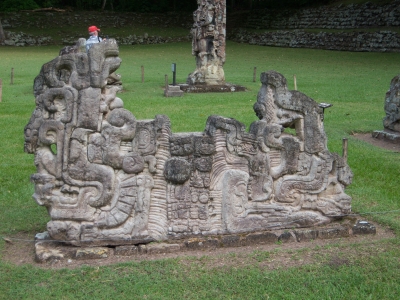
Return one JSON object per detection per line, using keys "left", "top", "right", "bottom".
{"left": 101, "top": 0, "right": 107, "bottom": 10}
{"left": 0, "top": 18, "right": 5, "bottom": 43}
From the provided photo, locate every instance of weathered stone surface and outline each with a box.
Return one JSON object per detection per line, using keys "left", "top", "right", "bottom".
{"left": 352, "top": 221, "right": 376, "bottom": 235}
{"left": 35, "top": 241, "right": 75, "bottom": 263}
{"left": 318, "top": 227, "right": 349, "bottom": 239}
{"left": 146, "top": 243, "right": 181, "bottom": 254}
{"left": 164, "top": 85, "right": 184, "bottom": 97}
{"left": 75, "top": 247, "right": 110, "bottom": 259}
{"left": 278, "top": 232, "right": 295, "bottom": 243}
{"left": 242, "top": 1, "right": 400, "bottom": 30}
{"left": 184, "top": 238, "right": 219, "bottom": 250}
{"left": 294, "top": 230, "right": 319, "bottom": 242}
{"left": 187, "top": 0, "right": 226, "bottom": 85}
{"left": 242, "top": 232, "right": 278, "bottom": 246}
{"left": 294, "top": 226, "right": 350, "bottom": 242}
{"left": 220, "top": 235, "right": 241, "bottom": 247}
{"left": 25, "top": 40, "right": 353, "bottom": 248}
{"left": 115, "top": 245, "right": 139, "bottom": 256}
{"left": 383, "top": 75, "right": 400, "bottom": 132}
{"left": 372, "top": 129, "right": 400, "bottom": 144}
{"left": 372, "top": 74, "right": 400, "bottom": 145}
{"left": 230, "top": 29, "right": 400, "bottom": 53}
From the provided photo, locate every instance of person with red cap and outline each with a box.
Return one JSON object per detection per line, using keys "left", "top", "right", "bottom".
{"left": 86, "top": 25, "right": 103, "bottom": 51}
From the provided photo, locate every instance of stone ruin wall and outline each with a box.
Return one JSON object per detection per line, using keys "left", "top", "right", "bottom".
{"left": 24, "top": 41, "right": 353, "bottom": 247}
{"left": 230, "top": 0, "right": 400, "bottom": 52}
{"left": 244, "top": 1, "right": 400, "bottom": 30}
{"left": 230, "top": 29, "right": 400, "bottom": 52}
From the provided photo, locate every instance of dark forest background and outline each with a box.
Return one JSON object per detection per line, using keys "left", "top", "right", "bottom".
{"left": 0, "top": 0, "right": 336, "bottom": 13}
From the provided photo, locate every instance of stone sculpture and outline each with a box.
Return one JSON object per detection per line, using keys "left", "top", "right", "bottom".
{"left": 25, "top": 41, "right": 352, "bottom": 246}
{"left": 373, "top": 74, "right": 400, "bottom": 142}
{"left": 187, "top": 0, "right": 226, "bottom": 85}
{"left": 383, "top": 75, "right": 400, "bottom": 132}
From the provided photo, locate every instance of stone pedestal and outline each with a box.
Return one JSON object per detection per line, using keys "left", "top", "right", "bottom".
{"left": 179, "top": 83, "right": 246, "bottom": 93}
{"left": 372, "top": 129, "right": 400, "bottom": 143}
{"left": 164, "top": 85, "right": 184, "bottom": 97}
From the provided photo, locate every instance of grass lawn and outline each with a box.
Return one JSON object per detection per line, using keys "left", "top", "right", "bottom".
{"left": 1, "top": 41, "right": 400, "bottom": 299}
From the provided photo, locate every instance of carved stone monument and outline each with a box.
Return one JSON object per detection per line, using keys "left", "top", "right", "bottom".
{"left": 187, "top": 0, "right": 226, "bottom": 86}
{"left": 373, "top": 74, "right": 400, "bottom": 142}
{"left": 25, "top": 41, "right": 353, "bottom": 247}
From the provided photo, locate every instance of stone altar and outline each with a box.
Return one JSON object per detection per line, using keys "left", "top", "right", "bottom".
{"left": 24, "top": 41, "right": 353, "bottom": 247}
{"left": 187, "top": 0, "right": 226, "bottom": 86}
{"left": 373, "top": 74, "right": 400, "bottom": 143}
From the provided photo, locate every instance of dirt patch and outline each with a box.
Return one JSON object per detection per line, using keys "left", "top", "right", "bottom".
{"left": 1, "top": 221, "right": 395, "bottom": 270}
{"left": 352, "top": 132, "right": 400, "bottom": 152}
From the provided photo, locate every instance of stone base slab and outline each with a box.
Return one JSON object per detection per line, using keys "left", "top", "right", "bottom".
{"left": 34, "top": 219, "right": 376, "bottom": 263}
{"left": 179, "top": 83, "right": 246, "bottom": 93}
{"left": 372, "top": 129, "right": 400, "bottom": 143}
{"left": 164, "top": 85, "right": 184, "bottom": 97}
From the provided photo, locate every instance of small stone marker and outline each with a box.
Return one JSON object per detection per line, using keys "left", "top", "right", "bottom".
{"left": 352, "top": 220, "right": 376, "bottom": 235}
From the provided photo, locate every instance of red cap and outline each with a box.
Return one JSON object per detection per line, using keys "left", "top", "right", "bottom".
{"left": 88, "top": 26, "right": 100, "bottom": 33}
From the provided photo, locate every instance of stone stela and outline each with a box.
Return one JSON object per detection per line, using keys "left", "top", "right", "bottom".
{"left": 187, "top": 0, "right": 226, "bottom": 86}
{"left": 373, "top": 74, "right": 400, "bottom": 143}
{"left": 24, "top": 40, "right": 353, "bottom": 247}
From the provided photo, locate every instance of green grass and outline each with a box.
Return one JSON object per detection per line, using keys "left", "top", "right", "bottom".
{"left": 1, "top": 42, "right": 400, "bottom": 298}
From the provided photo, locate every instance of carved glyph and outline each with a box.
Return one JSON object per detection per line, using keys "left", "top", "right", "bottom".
{"left": 25, "top": 41, "right": 352, "bottom": 246}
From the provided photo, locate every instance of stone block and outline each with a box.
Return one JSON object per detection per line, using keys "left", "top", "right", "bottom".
{"left": 242, "top": 232, "right": 278, "bottom": 246}
{"left": 221, "top": 235, "right": 242, "bottom": 247}
{"left": 35, "top": 241, "right": 76, "bottom": 263}
{"left": 138, "top": 244, "right": 147, "bottom": 254}
{"left": 278, "top": 231, "right": 295, "bottom": 243}
{"left": 318, "top": 227, "right": 349, "bottom": 239}
{"left": 75, "top": 247, "right": 110, "bottom": 259}
{"left": 184, "top": 238, "right": 219, "bottom": 250}
{"left": 294, "top": 229, "right": 319, "bottom": 242}
{"left": 146, "top": 243, "right": 180, "bottom": 254}
{"left": 115, "top": 245, "right": 139, "bottom": 256}
{"left": 164, "top": 85, "right": 184, "bottom": 97}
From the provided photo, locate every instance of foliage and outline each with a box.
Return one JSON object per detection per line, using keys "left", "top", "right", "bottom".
{"left": 0, "top": 0, "right": 394, "bottom": 12}
{"left": 115, "top": 0, "right": 171, "bottom": 13}
{"left": 34, "top": 0, "right": 61, "bottom": 8}
{"left": 57, "top": 0, "right": 197, "bottom": 12}
{"left": 0, "top": 0, "right": 39, "bottom": 12}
